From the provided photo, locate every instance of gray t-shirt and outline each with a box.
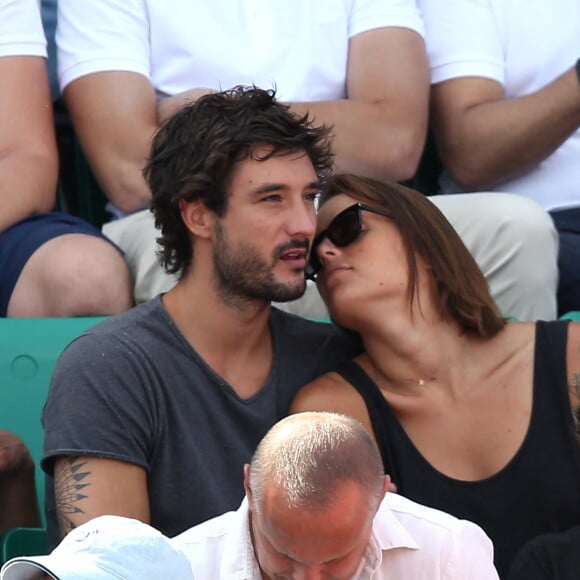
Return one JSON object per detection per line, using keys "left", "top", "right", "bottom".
{"left": 42, "top": 296, "right": 359, "bottom": 547}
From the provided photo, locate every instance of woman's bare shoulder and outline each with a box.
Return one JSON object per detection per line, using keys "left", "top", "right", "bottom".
{"left": 290, "top": 371, "right": 371, "bottom": 427}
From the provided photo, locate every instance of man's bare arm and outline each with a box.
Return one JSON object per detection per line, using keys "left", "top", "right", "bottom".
{"left": 53, "top": 455, "right": 149, "bottom": 537}
{"left": 431, "top": 66, "right": 580, "bottom": 191}
{"left": 0, "top": 56, "right": 58, "bottom": 233}
{"left": 158, "top": 27, "right": 430, "bottom": 184}
{"left": 68, "top": 26, "right": 428, "bottom": 214}
{"left": 290, "top": 27, "right": 430, "bottom": 182}
{"left": 63, "top": 71, "right": 158, "bottom": 214}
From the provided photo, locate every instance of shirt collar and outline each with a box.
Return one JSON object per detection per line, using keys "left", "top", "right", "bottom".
{"left": 372, "top": 497, "right": 420, "bottom": 552}
{"left": 219, "top": 497, "right": 260, "bottom": 579}
{"left": 354, "top": 496, "right": 420, "bottom": 578}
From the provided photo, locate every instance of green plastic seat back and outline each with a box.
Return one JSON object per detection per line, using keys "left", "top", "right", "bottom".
{"left": 0, "top": 527, "right": 48, "bottom": 565}
{"left": 0, "top": 317, "right": 106, "bottom": 527}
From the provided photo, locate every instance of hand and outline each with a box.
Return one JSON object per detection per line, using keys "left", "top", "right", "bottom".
{"left": 0, "top": 430, "right": 40, "bottom": 533}
{"left": 0, "top": 430, "right": 34, "bottom": 478}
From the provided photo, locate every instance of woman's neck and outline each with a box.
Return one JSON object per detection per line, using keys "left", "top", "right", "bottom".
{"left": 357, "top": 308, "right": 474, "bottom": 394}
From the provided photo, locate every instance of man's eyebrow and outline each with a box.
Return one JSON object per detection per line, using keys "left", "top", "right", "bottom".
{"left": 252, "top": 181, "right": 321, "bottom": 195}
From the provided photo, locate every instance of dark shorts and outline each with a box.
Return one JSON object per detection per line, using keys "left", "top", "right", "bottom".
{"left": 0, "top": 212, "right": 116, "bottom": 316}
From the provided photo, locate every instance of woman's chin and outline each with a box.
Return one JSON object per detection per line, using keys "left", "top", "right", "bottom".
{"left": 326, "top": 289, "right": 389, "bottom": 331}
{"left": 326, "top": 299, "right": 362, "bottom": 330}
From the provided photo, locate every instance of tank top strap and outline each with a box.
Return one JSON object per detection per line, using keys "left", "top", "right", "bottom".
{"left": 335, "top": 360, "right": 401, "bottom": 475}
{"left": 533, "top": 320, "right": 576, "bottom": 440}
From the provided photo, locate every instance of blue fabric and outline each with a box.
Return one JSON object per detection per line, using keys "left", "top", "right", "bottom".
{"left": 550, "top": 207, "right": 580, "bottom": 317}
{"left": 0, "top": 212, "right": 110, "bottom": 316}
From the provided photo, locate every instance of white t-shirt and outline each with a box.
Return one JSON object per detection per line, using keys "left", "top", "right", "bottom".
{"left": 0, "top": 0, "right": 47, "bottom": 58}
{"left": 420, "top": 0, "right": 580, "bottom": 211}
{"left": 174, "top": 494, "right": 499, "bottom": 579}
{"left": 57, "top": 0, "right": 424, "bottom": 102}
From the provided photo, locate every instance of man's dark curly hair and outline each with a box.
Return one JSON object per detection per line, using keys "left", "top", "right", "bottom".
{"left": 144, "top": 86, "right": 334, "bottom": 277}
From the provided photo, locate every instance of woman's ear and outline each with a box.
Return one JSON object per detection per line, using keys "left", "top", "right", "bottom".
{"left": 179, "top": 198, "right": 214, "bottom": 239}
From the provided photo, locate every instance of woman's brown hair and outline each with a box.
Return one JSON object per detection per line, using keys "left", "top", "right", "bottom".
{"left": 320, "top": 173, "right": 506, "bottom": 338}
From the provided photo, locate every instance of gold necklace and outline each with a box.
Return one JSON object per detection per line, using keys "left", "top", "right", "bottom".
{"left": 371, "top": 360, "right": 436, "bottom": 389}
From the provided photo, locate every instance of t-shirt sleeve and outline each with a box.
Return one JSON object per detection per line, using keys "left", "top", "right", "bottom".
{"left": 419, "top": 0, "right": 504, "bottom": 85}
{"left": 0, "top": 0, "right": 47, "bottom": 58}
{"left": 41, "top": 331, "right": 161, "bottom": 474}
{"left": 57, "top": 0, "right": 150, "bottom": 91}
{"left": 349, "top": 0, "right": 424, "bottom": 39}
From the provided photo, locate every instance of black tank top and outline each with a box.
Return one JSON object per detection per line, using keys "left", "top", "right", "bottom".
{"left": 336, "top": 320, "right": 580, "bottom": 578}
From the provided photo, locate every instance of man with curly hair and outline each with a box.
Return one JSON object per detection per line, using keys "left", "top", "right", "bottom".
{"left": 41, "top": 87, "right": 361, "bottom": 549}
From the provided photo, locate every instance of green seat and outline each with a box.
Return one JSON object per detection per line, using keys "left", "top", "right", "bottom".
{"left": 0, "top": 317, "right": 106, "bottom": 537}
{"left": 560, "top": 311, "right": 580, "bottom": 321}
{"left": 0, "top": 527, "right": 47, "bottom": 565}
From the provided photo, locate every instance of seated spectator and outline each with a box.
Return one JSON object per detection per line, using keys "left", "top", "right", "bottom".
{"left": 56, "top": 0, "right": 558, "bottom": 321}
{"left": 291, "top": 173, "right": 580, "bottom": 577}
{"left": 0, "top": 515, "right": 194, "bottom": 579}
{"left": 174, "top": 412, "right": 499, "bottom": 579}
{"left": 0, "top": 431, "right": 40, "bottom": 536}
{"left": 41, "top": 87, "right": 360, "bottom": 550}
{"left": 0, "top": 0, "right": 133, "bottom": 318}
{"left": 2, "top": 413, "right": 499, "bottom": 579}
{"left": 506, "top": 526, "right": 580, "bottom": 580}
{"left": 419, "top": 0, "right": 580, "bottom": 316}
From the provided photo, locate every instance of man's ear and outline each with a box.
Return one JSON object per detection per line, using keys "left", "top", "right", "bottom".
{"left": 243, "top": 464, "right": 254, "bottom": 507}
{"left": 179, "top": 198, "right": 215, "bottom": 239}
{"left": 378, "top": 475, "right": 392, "bottom": 506}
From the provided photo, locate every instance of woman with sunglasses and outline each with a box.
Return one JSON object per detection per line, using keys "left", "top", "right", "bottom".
{"left": 291, "top": 173, "right": 580, "bottom": 579}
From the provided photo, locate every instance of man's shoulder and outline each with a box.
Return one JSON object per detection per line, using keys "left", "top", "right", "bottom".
{"left": 270, "top": 309, "right": 362, "bottom": 367}
{"left": 381, "top": 493, "right": 481, "bottom": 535}
{"left": 89, "top": 296, "right": 165, "bottom": 333}
{"left": 270, "top": 308, "right": 356, "bottom": 344}
{"left": 173, "top": 504, "right": 249, "bottom": 576}
{"left": 174, "top": 509, "right": 239, "bottom": 546}
{"left": 57, "top": 297, "right": 174, "bottom": 362}
{"left": 375, "top": 495, "right": 497, "bottom": 577}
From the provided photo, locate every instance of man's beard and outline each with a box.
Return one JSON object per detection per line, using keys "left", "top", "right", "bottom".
{"left": 212, "top": 222, "right": 308, "bottom": 306}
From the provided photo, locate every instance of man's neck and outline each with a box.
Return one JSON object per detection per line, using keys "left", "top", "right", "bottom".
{"left": 162, "top": 277, "right": 274, "bottom": 399}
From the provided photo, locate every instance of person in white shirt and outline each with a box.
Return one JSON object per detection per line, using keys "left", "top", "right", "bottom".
{"left": 0, "top": 0, "right": 132, "bottom": 318}
{"left": 419, "top": 0, "right": 580, "bottom": 316}
{"left": 174, "top": 412, "right": 500, "bottom": 579}
{"left": 56, "top": 0, "right": 558, "bottom": 322}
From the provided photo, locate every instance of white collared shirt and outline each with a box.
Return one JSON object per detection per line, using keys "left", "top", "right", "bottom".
{"left": 173, "top": 494, "right": 499, "bottom": 579}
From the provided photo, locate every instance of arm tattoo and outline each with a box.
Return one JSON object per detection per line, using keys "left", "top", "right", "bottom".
{"left": 54, "top": 457, "right": 91, "bottom": 535}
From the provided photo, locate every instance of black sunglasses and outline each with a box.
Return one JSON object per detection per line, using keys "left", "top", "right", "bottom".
{"left": 306, "top": 202, "right": 391, "bottom": 280}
